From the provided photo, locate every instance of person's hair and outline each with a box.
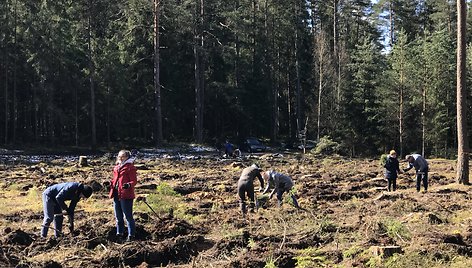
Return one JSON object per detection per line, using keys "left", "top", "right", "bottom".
{"left": 118, "top": 150, "right": 131, "bottom": 158}
{"left": 261, "top": 171, "right": 270, "bottom": 181}
{"left": 78, "top": 184, "right": 93, "bottom": 198}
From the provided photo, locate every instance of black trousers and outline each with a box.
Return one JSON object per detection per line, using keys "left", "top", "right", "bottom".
{"left": 416, "top": 170, "right": 428, "bottom": 192}
{"left": 387, "top": 176, "right": 397, "bottom": 191}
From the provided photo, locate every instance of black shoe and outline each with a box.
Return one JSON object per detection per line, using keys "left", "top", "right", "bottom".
{"left": 115, "top": 233, "right": 125, "bottom": 242}
{"left": 126, "top": 236, "right": 135, "bottom": 242}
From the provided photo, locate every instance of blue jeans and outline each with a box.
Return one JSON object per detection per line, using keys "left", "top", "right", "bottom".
{"left": 41, "top": 193, "right": 64, "bottom": 237}
{"left": 113, "top": 196, "right": 135, "bottom": 237}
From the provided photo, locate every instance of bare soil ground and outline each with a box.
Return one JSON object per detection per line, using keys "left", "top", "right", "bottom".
{"left": 1, "top": 150, "right": 472, "bottom": 267}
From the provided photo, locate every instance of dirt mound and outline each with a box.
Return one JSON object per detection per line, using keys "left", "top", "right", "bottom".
{"left": 213, "top": 230, "right": 250, "bottom": 255}
{"left": 43, "top": 260, "right": 62, "bottom": 268}
{"left": 101, "top": 235, "right": 212, "bottom": 267}
{"left": 149, "top": 218, "right": 207, "bottom": 240}
{"left": 173, "top": 184, "right": 204, "bottom": 195}
{"left": 4, "top": 229, "right": 33, "bottom": 246}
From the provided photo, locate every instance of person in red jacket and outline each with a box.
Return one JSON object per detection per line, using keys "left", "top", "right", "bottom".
{"left": 109, "top": 150, "right": 137, "bottom": 241}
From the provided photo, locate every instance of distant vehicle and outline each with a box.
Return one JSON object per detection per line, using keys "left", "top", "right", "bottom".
{"left": 297, "top": 140, "right": 316, "bottom": 150}
{"left": 240, "top": 137, "right": 267, "bottom": 153}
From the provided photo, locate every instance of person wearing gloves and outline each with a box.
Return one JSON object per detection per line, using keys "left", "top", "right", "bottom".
{"left": 262, "top": 170, "right": 300, "bottom": 208}
{"left": 41, "top": 182, "right": 93, "bottom": 238}
{"left": 109, "top": 149, "right": 138, "bottom": 241}
{"left": 237, "top": 164, "right": 264, "bottom": 215}
{"left": 404, "top": 154, "right": 429, "bottom": 192}
{"left": 384, "top": 150, "right": 401, "bottom": 191}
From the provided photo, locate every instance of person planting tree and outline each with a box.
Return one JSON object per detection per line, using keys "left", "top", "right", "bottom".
{"left": 40, "top": 182, "right": 93, "bottom": 238}
{"left": 261, "top": 170, "right": 300, "bottom": 208}
{"left": 404, "top": 154, "right": 429, "bottom": 192}
{"left": 237, "top": 164, "right": 264, "bottom": 215}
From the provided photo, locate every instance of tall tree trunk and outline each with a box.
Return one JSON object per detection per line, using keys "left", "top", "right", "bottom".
{"left": 456, "top": 0, "right": 469, "bottom": 184}
{"left": 34, "top": 81, "right": 39, "bottom": 142}
{"left": 421, "top": 86, "right": 426, "bottom": 156}
{"left": 271, "top": 21, "right": 279, "bottom": 142}
{"left": 287, "top": 72, "right": 292, "bottom": 139}
{"left": 399, "top": 79, "right": 404, "bottom": 157}
{"left": 389, "top": 2, "right": 394, "bottom": 47}
{"left": 4, "top": 0, "right": 9, "bottom": 145}
{"left": 75, "top": 86, "right": 78, "bottom": 147}
{"left": 194, "top": 0, "right": 204, "bottom": 143}
{"left": 398, "top": 44, "right": 405, "bottom": 157}
{"left": 106, "top": 86, "right": 111, "bottom": 147}
{"left": 88, "top": 0, "right": 96, "bottom": 150}
{"left": 316, "top": 30, "right": 325, "bottom": 142}
{"left": 235, "top": 0, "right": 240, "bottom": 89}
{"left": 12, "top": 0, "right": 17, "bottom": 143}
{"left": 154, "top": 0, "right": 163, "bottom": 145}
{"left": 333, "top": 0, "right": 340, "bottom": 108}
{"left": 252, "top": 0, "right": 256, "bottom": 75}
{"left": 294, "top": 1, "right": 302, "bottom": 136}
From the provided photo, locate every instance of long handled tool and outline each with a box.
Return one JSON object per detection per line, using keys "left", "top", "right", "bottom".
{"left": 41, "top": 225, "right": 63, "bottom": 235}
{"left": 142, "top": 199, "right": 162, "bottom": 220}
{"left": 54, "top": 209, "right": 84, "bottom": 216}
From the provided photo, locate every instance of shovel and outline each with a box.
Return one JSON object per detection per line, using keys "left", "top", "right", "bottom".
{"left": 54, "top": 209, "right": 84, "bottom": 216}
{"left": 140, "top": 197, "right": 162, "bottom": 220}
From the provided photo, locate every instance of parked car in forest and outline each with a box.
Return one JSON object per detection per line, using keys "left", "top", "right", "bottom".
{"left": 240, "top": 137, "right": 267, "bottom": 153}
{"left": 297, "top": 140, "right": 316, "bottom": 150}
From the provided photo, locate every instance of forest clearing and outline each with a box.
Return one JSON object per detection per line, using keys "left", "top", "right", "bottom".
{"left": 1, "top": 147, "right": 472, "bottom": 268}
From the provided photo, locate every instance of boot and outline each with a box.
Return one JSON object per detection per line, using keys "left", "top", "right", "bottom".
{"left": 240, "top": 202, "right": 247, "bottom": 215}
{"left": 291, "top": 195, "right": 300, "bottom": 209}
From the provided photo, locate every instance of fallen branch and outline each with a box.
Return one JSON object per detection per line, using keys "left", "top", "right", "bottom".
{"left": 431, "top": 199, "right": 454, "bottom": 214}
{"left": 278, "top": 217, "right": 287, "bottom": 252}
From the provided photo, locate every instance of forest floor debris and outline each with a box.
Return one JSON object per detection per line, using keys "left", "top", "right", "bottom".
{"left": 1, "top": 151, "right": 472, "bottom": 267}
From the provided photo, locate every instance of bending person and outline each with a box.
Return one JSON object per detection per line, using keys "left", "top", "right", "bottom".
{"left": 237, "top": 164, "right": 264, "bottom": 215}
{"left": 404, "top": 154, "right": 429, "bottom": 192}
{"left": 262, "top": 170, "right": 299, "bottom": 208}
{"left": 41, "top": 182, "right": 93, "bottom": 238}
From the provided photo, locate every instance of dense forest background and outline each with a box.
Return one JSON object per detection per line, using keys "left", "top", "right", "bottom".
{"left": 0, "top": 0, "right": 471, "bottom": 157}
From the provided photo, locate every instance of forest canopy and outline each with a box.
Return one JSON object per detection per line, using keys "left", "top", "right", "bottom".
{"left": 0, "top": 0, "right": 471, "bottom": 157}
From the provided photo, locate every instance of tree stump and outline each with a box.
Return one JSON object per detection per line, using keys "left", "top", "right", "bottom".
{"left": 370, "top": 245, "right": 403, "bottom": 258}
{"left": 79, "top": 156, "right": 88, "bottom": 167}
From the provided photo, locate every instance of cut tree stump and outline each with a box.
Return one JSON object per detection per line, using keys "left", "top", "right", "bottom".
{"left": 79, "top": 156, "right": 88, "bottom": 167}
{"left": 370, "top": 245, "right": 403, "bottom": 258}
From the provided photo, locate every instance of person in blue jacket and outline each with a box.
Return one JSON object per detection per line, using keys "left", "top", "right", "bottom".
{"left": 41, "top": 182, "right": 93, "bottom": 238}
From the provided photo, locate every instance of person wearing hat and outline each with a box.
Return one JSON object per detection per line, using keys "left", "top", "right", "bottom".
{"left": 237, "top": 164, "right": 264, "bottom": 214}
{"left": 41, "top": 182, "right": 93, "bottom": 238}
{"left": 109, "top": 150, "right": 138, "bottom": 241}
{"left": 261, "top": 170, "right": 300, "bottom": 208}
{"left": 404, "top": 154, "right": 429, "bottom": 192}
{"left": 384, "top": 150, "right": 401, "bottom": 191}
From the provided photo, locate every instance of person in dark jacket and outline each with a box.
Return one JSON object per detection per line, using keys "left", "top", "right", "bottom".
{"left": 41, "top": 182, "right": 93, "bottom": 238}
{"left": 237, "top": 164, "right": 264, "bottom": 214}
{"left": 384, "top": 150, "right": 401, "bottom": 191}
{"left": 404, "top": 154, "right": 429, "bottom": 192}
{"left": 224, "top": 140, "right": 235, "bottom": 157}
{"left": 109, "top": 150, "right": 138, "bottom": 241}
{"left": 262, "top": 170, "right": 300, "bottom": 208}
